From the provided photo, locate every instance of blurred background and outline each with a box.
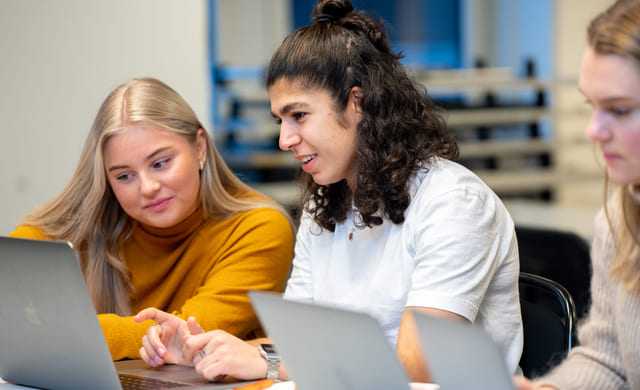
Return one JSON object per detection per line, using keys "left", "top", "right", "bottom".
{"left": 0, "top": 0, "right": 611, "bottom": 238}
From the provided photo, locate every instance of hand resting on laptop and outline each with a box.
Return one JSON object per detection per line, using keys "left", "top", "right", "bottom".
{"left": 136, "top": 308, "right": 275, "bottom": 382}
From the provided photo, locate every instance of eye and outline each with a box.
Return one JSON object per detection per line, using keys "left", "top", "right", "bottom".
{"left": 273, "top": 117, "right": 282, "bottom": 125}
{"left": 292, "top": 112, "right": 307, "bottom": 121}
{"left": 115, "top": 172, "right": 133, "bottom": 182}
{"left": 152, "top": 158, "right": 170, "bottom": 169}
{"left": 608, "top": 106, "right": 631, "bottom": 117}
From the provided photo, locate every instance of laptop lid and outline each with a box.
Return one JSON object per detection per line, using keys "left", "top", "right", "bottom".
{"left": 413, "top": 311, "right": 516, "bottom": 390}
{"left": 248, "top": 290, "right": 412, "bottom": 390}
{"left": 0, "top": 236, "right": 245, "bottom": 390}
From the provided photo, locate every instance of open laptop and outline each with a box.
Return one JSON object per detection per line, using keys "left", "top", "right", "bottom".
{"left": 0, "top": 236, "right": 250, "bottom": 390}
{"left": 249, "top": 290, "right": 419, "bottom": 390}
{"left": 413, "top": 311, "right": 516, "bottom": 390}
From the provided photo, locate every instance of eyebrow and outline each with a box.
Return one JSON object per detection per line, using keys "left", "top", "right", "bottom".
{"left": 271, "top": 102, "right": 309, "bottom": 117}
{"left": 107, "top": 147, "right": 172, "bottom": 172}
{"left": 578, "top": 86, "right": 637, "bottom": 103}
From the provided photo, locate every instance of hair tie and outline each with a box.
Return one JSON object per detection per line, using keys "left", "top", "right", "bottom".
{"left": 315, "top": 14, "right": 334, "bottom": 23}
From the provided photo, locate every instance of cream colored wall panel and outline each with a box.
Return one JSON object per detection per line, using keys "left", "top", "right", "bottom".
{"left": 555, "top": 178, "right": 604, "bottom": 209}
{"left": 554, "top": 0, "right": 611, "bottom": 79}
{"left": 217, "top": 0, "right": 290, "bottom": 67}
{"left": 554, "top": 116, "right": 590, "bottom": 143}
{"left": 554, "top": 84, "right": 589, "bottom": 109}
{"left": 555, "top": 144, "right": 602, "bottom": 176}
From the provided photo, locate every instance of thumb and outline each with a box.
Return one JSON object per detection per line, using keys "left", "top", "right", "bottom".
{"left": 186, "top": 316, "right": 205, "bottom": 335}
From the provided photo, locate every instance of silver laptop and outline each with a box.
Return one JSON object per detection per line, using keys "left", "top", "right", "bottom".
{"left": 249, "top": 290, "right": 413, "bottom": 390}
{"left": 413, "top": 311, "right": 516, "bottom": 390}
{"left": 0, "top": 236, "right": 250, "bottom": 390}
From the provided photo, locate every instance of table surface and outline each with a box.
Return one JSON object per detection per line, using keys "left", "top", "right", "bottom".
{"left": 0, "top": 378, "right": 298, "bottom": 390}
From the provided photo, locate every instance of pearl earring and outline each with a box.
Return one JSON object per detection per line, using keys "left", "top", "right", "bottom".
{"left": 199, "top": 161, "right": 204, "bottom": 171}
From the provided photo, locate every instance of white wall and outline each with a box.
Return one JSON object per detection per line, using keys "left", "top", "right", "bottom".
{"left": 0, "top": 0, "right": 210, "bottom": 234}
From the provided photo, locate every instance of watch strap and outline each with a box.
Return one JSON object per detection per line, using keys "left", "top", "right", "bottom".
{"left": 259, "top": 344, "right": 281, "bottom": 380}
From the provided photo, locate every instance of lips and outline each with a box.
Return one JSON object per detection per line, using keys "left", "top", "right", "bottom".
{"left": 601, "top": 150, "right": 622, "bottom": 163}
{"left": 302, "top": 155, "right": 316, "bottom": 164}
{"left": 299, "top": 154, "right": 317, "bottom": 172}
{"left": 144, "top": 197, "right": 172, "bottom": 212}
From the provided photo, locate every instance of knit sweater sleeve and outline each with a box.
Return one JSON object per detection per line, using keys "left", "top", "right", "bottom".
{"left": 534, "top": 209, "right": 627, "bottom": 389}
{"left": 8, "top": 225, "right": 50, "bottom": 240}
{"left": 99, "top": 207, "right": 294, "bottom": 361}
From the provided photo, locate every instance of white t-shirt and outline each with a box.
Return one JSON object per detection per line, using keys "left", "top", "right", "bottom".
{"left": 284, "top": 158, "right": 523, "bottom": 374}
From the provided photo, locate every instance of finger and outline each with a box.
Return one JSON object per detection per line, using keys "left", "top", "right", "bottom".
{"left": 139, "top": 346, "right": 158, "bottom": 367}
{"left": 187, "top": 316, "right": 205, "bottom": 335}
{"left": 141, "top": 333, "right": 165, "bottom": 366}
{"left": 184, "top": 332, "right": 213, "bottom": 363}
{"left": 147, "top": 324, "right": 167, "bottom": 357}
{"left": 134, "top": 307, "right": 174, "bottom": 324}
{"left": 134, "top": 307, "right": 160, "bottom": 323}
{"left": 198, "top": 347, "right": 208, "bottom": 363}
{"left": 195, "top": 356, "right": 226, "bottom": 382}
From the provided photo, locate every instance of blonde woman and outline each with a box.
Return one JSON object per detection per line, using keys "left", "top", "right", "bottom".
{"left": 9, "top": 78, "right": 294, "bottom": 361}
{"left": 515, "top": 0, "right": 640, "bottom": 389}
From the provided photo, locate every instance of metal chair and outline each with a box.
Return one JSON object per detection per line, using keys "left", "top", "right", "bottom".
{"left": 519, "top": 272, "right": 577, "bottom": 378}
{"left": 516, "top": 226, "right": 592, "bottom": 320}
{"left": 516, "top": 226, "right": 591, "bottom": 320}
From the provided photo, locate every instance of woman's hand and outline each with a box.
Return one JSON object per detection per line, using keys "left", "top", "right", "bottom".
{"left": 183, "top": 330, "right": 268, "bottom": 381}
{"left": 512, "top": 376, "right": 557, "bottom": 390}
{"left": 134, "top": 307, "right": 204, "bottom": 367}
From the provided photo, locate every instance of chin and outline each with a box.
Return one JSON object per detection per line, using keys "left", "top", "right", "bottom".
{"left": 141, "top": 216, "right": 179, "bottom": 229}
{"left": 310, "top": 175, "right": 328, "bottom": 186}
{"left": 608, "top": 171, "right": 640, "bottom": 186}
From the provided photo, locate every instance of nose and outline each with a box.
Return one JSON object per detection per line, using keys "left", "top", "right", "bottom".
{"left": 585, "top": 108, "right": 612, "bottom": 142}
{"left": 278, "top": 122, "right": 301, "bottom": 151}
{"left": 140, "top": 173, "right": 161, "bottom": 197}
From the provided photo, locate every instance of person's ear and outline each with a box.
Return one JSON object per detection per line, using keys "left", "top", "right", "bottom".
{"left": 350, "top": 86, "right": 363, "bottom": 113}
{"left": 196, "top": 128, "right": 207, "bottom": 166}
{"left": 351, "top": 86, "right": 362, "bottom": 111}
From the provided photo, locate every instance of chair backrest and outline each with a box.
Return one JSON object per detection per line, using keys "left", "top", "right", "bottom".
{"left": 519, "top": 272, "right": 577, "bottom": 378}
{"left": 516, "top": 226, "right": 592, "bottom": 319}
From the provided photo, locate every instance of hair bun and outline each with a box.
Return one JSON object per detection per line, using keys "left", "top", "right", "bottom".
{"left": 314, "top": 13, "right": 333, "bottom": 23}
{"left": 312, "top": 0, "right": 354, "bottom": 24}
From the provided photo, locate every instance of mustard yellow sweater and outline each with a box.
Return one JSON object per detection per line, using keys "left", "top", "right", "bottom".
{"left": 9, "top": 206, "right": 294, "bottom": 361}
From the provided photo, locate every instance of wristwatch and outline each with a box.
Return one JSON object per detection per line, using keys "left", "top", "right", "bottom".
{"left": 258, "top": 343, "right": 281, "bottom": 380}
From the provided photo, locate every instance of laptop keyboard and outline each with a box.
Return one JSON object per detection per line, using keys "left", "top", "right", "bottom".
{"left": 119, "top": 373, "right": 190, "bottom": 389}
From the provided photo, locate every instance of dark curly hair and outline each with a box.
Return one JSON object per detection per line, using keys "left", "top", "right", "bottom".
{"left": 266, "top": 0, "right": 458, "bottom": 232}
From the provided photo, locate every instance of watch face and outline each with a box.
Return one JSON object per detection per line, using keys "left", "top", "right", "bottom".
{"left": 261, "top": 344, "right": 277, "bottom": 354}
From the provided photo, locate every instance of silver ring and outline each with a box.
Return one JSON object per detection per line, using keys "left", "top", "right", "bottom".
{"left": 199, "top": 349, "right": 207, "bottom": 358}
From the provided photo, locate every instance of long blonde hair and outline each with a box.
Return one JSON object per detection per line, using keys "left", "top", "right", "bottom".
{"left": 589, "top": 0, "right": 640, "bottom": 291}
{"left": 20, "top": 78, "right": 290, "bottom": 314}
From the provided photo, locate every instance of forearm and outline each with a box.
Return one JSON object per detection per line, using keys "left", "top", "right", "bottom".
{"left": 397, "top": 307, "right": 467, "bottom": 383}
{"left": 396, "top": 313, "right": 431, "bottom": 383}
